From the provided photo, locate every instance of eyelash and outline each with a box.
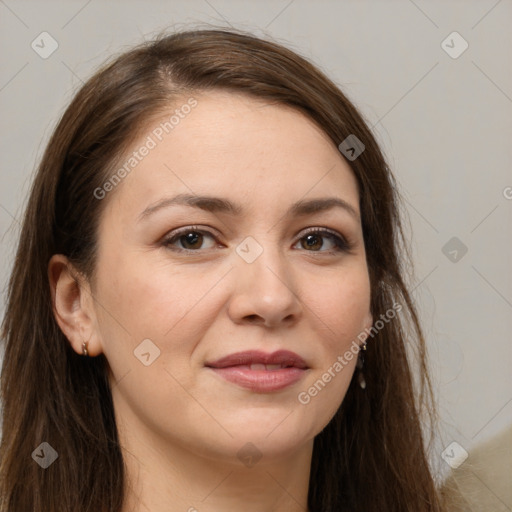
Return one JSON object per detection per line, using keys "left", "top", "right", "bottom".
{"left": 161, "top": 225, "right": 353, "bottom": 255}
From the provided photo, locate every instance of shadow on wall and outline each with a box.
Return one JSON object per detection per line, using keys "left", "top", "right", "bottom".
{"left": 441, "top": 424, "right": 512, "bottom": 511}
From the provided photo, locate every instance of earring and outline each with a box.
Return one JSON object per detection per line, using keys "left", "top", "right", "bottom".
{"left": 82, "top": 341, "right": 89, "bottom": 357}
{"left": 356, "top": 340, "right": 367, "bottom": 389}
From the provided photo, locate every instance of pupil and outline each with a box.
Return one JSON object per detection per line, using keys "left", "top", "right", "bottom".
{"left": 183, "top": 232, "right": 201, "bottom": 248}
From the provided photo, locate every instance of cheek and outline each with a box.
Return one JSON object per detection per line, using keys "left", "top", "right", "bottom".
{"left": 306, "top": 264, "right": 371, "bottom": 346}
{"left": 92, "top": 255, "right": 226, "bottom": 433}
{"left": 93, "top": 253, "right": 227, "bottom": 369}
{"left": 293, "top": 265, "right": 370, "bottom": 419}
{"left": 297, "top": 268, "right": 370, "bottom": 428}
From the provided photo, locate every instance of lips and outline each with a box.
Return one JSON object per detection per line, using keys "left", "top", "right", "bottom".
{"left": 205, "top": 350, "right": 308, "bottom": 370}
{"left": 205, "top": 350, "right": 308, "bottom": 392}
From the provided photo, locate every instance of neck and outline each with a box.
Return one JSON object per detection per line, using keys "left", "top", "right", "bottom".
{"left": 118, "top": 416, "right": 313, "bottom": 512}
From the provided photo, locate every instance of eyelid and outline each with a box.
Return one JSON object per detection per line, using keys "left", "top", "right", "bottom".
{"left": 299, "top": 226, "right": 346, "bottom": 241}
{"left": 166, "top": 224, "right": 218, "bottom": 238}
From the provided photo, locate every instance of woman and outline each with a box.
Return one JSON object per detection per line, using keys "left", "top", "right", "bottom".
{"left": 0, "top": 28, "right": 460, "bottom": 511}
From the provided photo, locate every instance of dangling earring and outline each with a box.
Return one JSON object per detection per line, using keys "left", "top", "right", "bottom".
{"left": 82, "top": 341, "right": 89, "bottom": 357}
{"left": 356, "top": 340, "right": 367, "bottom": 389}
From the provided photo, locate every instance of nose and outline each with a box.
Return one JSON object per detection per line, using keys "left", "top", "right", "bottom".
{"left": 227, "top": 244, "right": 303, "bottom": 328}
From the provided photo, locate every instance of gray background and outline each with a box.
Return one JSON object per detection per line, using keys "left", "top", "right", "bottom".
{"left": 1, "top": 0, "right": 511, "bottom": 499}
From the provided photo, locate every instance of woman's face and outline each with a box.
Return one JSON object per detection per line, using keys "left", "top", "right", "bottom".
{"left": 89, "top": 90, "right": 372, "bottom": 463}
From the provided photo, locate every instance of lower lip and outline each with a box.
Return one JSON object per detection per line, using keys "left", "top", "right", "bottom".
{"left": 207, "top": 366, "right": 306, "bottom": 392}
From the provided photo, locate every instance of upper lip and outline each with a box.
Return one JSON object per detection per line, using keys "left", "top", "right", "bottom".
{"left": 205, "top": 350, "right": 308, "bottom": 369}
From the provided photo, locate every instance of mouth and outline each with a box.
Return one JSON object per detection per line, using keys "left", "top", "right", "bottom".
{"left": 205, "top": 350, "right": 309, "bottom": 392}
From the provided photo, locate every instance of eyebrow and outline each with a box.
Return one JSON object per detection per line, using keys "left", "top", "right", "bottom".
{"left": 137, "top": 193, "right": 360, "bottom": 222}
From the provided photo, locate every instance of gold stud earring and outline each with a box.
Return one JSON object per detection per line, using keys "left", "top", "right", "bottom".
{"left": 82, "top": 341, "right": 89, "bottom": 357}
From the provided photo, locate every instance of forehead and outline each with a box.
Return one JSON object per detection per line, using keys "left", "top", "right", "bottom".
{"left": 104, "top": 90, "right": 360, "bottom": 221}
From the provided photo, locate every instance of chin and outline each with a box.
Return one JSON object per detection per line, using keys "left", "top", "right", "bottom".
{"left": 224, "top": 415, "right": 316, "bottom": 457}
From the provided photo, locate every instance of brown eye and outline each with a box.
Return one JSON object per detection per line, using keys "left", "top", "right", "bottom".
{"left": 179, "top": 232, "right": 203, "bottom": 249}
{"left": 163, "top": 228, "right": 217, "bottom": 252}
{"left": 295, "top": 229, "right": 351, "bottom": 253}
{"left": 301, "top": 233, "right": 323, "bottom": 251}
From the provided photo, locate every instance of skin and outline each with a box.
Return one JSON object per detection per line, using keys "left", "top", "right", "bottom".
{"left": 49, "top": 90, "right": 373, "bottom": 512}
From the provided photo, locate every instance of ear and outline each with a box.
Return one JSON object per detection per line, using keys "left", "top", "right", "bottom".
{"left": 48, "top": 254, "right": 102, "bottom": 357}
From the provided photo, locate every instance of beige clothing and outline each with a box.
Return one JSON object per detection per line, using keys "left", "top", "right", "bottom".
{"left": 441, "top": 426, "right": 512, "bottom": 511}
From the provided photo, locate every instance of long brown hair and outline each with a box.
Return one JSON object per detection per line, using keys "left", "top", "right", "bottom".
{"left": 1, "top": 27, "right": 455, "bottom": 511}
